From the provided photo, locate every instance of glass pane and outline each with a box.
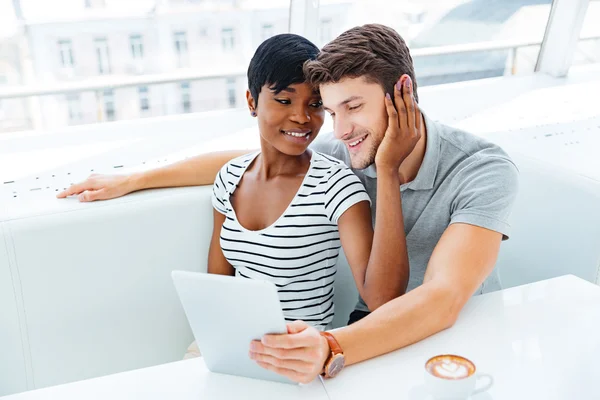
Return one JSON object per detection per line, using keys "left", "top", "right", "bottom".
{"left": 319, "top": 0, "right": 555, "bottom": 87}
{"left": 0, "top": 0, "right": 291, "bottom": 132}
{"left": 573, "top": 0, "right": 600, "bottom": 67}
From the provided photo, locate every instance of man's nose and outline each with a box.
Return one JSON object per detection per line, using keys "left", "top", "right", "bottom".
{"left": 333, "top": 117, "right": 352, "bottom": 140}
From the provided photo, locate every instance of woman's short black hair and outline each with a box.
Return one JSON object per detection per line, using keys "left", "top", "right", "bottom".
{"left": 247, "top": 33, "right": 319, "bottom": 105}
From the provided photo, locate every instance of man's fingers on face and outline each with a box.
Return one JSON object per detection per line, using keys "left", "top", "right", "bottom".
{"left": 402, "top": 77, "right": 415, "bottom": 112}
{"left": 402, "top": 76, "right": 417, "bottom": 133}
{"left": 394, "top": 76, "right": 409, "bottom": 131}
{"left": 393, "top": 78, "right": 404, "bottom": 111}
{"left": 414, "top": 79, "right": 422, "bottom": 136}
{"left": 384, "top": 93, "right": 399, "bottom": 135}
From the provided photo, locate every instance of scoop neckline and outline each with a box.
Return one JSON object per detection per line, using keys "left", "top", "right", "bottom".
{"left": 227, "top": 150, "right": 317, "bottom": 234}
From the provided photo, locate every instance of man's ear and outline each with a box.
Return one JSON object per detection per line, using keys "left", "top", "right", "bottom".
{"left": 246, "top": 90, "right": 256, "bottom": 114}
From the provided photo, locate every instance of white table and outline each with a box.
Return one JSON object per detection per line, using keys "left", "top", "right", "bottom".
{"left": 3, "top": 275, "right": 598, "bottom": 400}
{"left": 322, "top": 275, "right": 600, "bottom": 400}
{"left": 0, "top": 358, "right": 329, "bottom": 400}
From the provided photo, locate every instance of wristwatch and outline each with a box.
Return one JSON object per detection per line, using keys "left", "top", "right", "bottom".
{"left": 320, "top": 331, "right": 345, "bottom": 378}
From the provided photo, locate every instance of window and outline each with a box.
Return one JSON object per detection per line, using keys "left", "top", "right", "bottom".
{"left": 321, "top": 0, "right": 555, "bottom": 86}
{"left": 66, "top": 93, "right": 82, "bottom": 123}
{"left": 138, "top": 86, "right": 150, "bottom": 112}
{"left": 130, "top": 34, "right": 144, "bottom": 60}
{"left": 181, "top": 82, "right": 191, "bottom": 113}
{"left": 58, "top": 40, "right": 74, "bottom": 68}
{"left": 319, "top": 19, "right": 332, "bottom": 44}
{"left": 262, "top": 23, "right": 274, "bottom": 41}
{"left": 103, "top": 89, "right": 115, "bottom": 121}
{"left": 222, "top": 28, "right": 235, "bottom": 51}
{"left": 226, "top": 78, "right": 236, "bottom": 108}
{"left": 95, "top": 38, "right": 111, "bottom": 74}
{"left": 174, "top": 31, "right": 189, "bottom": 67}
{"left": 408, "top": 11, "right": 425, "bottom": 24}
{"left": 573, "top": 0, "right": 600, "bottom": 67}
{"left": 7, "top": 4, "right": 293, "bottom": 131}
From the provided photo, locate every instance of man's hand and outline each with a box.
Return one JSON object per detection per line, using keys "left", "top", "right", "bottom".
{"left": 375, "top": 74, "right": 422, "bottom": 173}
{"left": 56, "top": 173, "right": 136, "bottom": 202}
{"left": 249, "top": 320, "right": 330, "bottom": 384}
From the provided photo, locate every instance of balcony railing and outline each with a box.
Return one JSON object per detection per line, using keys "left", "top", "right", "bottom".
{"left": 1, "top": 35, "right": 599, "bottom": 101}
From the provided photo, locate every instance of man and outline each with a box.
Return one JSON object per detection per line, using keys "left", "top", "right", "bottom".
{"left": 58, "top": 24, "right": 518, "bottom": 383}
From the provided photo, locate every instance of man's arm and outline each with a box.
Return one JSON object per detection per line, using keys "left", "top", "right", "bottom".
{"left": 333, "top": 223, "right": 502, "bottom": 364}
{"left": 56, "top": 150, "right": 249, "bottom": 201}
{"left": 335, "top": 149, "right": 519, "bottom": 364}
{"left": 250, "top": 223, "right": 503, "bottom": 383}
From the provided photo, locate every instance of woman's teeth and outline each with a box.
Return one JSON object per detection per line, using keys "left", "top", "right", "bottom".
{"left": 284, "top": 131, "right": 310, "bottom": 137}
{"left": 349, "top": 137, "right": 365, "bottom": 147}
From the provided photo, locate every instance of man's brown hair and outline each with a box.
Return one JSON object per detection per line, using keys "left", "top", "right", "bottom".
{"left": 303, "top": 24, "right": 418, "bottom": 102}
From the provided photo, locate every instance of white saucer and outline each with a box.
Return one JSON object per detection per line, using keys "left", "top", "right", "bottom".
{"left": 408, "top": 383, "right": 494, "bottom": 400}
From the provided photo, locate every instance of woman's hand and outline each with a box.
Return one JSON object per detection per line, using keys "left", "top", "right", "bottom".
{"left": 56, "top": 173, "right": 138, "bottom": 202}
{"left": 375, "top": 75, "right": 422, "bottom": 174}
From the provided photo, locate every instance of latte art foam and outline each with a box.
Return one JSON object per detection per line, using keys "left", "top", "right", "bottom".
{"left": 425, "top": 355, "right": 475, "bottom": 380}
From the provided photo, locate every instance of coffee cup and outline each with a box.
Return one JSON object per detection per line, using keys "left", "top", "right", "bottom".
{"left": 424, "top": 354, "right": 493, "bottom": 399}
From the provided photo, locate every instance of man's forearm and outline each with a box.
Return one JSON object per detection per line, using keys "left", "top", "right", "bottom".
{"left": 335, "top": 281, "right": 459, "bottom": 365}
{"left": 129, "top": 150, "right": 248, "bottom": 191}
{"left": 363, "top": 169, "right": 410, "bottom": 309}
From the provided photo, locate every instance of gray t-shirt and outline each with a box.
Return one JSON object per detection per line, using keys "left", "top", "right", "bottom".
{"left": 310, "top": 112, "right": 519, "bottom": 312}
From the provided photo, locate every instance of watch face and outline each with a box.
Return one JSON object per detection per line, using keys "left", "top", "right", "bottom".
{"left": 327, "top": 354, "right": 346, "bottom": 377}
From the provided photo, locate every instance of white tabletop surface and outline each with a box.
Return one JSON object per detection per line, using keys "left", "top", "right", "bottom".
{"left": 2, "top": 275, "right": 598, "bottom": 400}
{"left": 322, "top": 275, "right": 600, "bottom": 400}
{"left": 0, "top": 357, "right": 329, "bottom": 400}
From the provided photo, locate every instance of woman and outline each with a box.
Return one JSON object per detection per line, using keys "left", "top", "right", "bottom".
{"left": 186, "top": 33, "right": 402, "bottom": 358}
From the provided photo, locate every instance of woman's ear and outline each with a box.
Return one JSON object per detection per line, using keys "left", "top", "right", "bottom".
{"left": 246, "top": 90, "right": 257, "bottom": 117}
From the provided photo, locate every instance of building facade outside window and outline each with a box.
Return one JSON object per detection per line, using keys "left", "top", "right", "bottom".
{"left": 95, "top": 38, "right": 111, "bottom": 74}
{"left": 103, "top": 89, "right": 115, "bottom": 121}
{"left": 181, "top": 82, "right": 191, "bottom": 113}
{"left": 222, "top": 28, "right": 235, "bottom": 51}
{"left": 58, "top": 40, "right": 75, "bottom": 68}
{"left": 226, "top": 78, "right": 236, "bottom": 108}
{"left": 320, "top": 19, "right": 332, "bottom": 44}
{"left": 138, "top": 86, "right": 150, "bottom": 112}
{"left": 130, "top": 34, "right": 144, "bottom": 60}
{"left": 174, "top": 31, "right": 189, "bottom": 67}
{"left": 261, "top": 23, "right": 274, "bottom": 41}
{"left": 66, "top": 93, "right": 83, "bottom": 123}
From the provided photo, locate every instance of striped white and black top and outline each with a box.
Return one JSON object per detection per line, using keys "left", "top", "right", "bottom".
{"left": 212, "top": 151, "right": 370, "bottom": 330}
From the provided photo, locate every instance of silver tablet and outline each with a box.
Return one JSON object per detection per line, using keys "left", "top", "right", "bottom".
{"left": 171, "top": 270, "right": 295, "bottom": 384}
